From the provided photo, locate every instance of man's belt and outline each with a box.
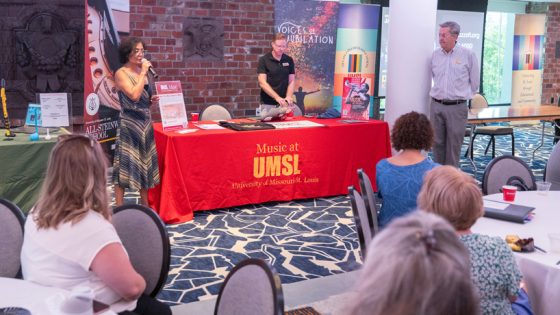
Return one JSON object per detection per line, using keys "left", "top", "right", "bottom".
{"left": 432, "top": 98, "right": 466, "bottom": 105}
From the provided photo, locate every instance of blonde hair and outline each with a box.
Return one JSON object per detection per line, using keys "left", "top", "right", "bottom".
{"left": 348, "top": 212, "right": 479, "bottom": 315}
{"left": 33, "top": 134, "right": 110, "bottom": 229}
{"left": 272, "top": 33, "right": 287, "bottom": 42}
{"left": 417, "top": 166, "right": 483, "bottom": 230}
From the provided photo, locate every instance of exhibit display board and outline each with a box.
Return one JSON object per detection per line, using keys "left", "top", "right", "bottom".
{"left": 333, "top": 3, "right": 379, "bottom": 117}
{"left": 511, "top": 14, "right": 546, "bottom": 107}
{"left": 435, "top": 10, "right": 485, "bottom": 71}
{"left": 378, "top": 9, "right": 484, "bottom": 97}
{"left": 274, "top": 0, "right": 339, "bottom": 114}
{"left": 83, "top": 0, "right": 130, "bottom": 156}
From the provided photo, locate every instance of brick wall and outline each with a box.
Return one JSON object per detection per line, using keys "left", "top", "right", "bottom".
{"left": 542, "top": 4, "right": 560, "bottom": 105}
{"left": 130, "top": 0, "right": 275, "bottom": 117}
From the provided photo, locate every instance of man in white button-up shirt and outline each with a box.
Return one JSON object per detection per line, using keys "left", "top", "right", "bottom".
{"left": 430, "top": 21, "right": 479, "bottom": 166}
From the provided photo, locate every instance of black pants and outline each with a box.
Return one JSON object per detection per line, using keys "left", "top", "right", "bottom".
{"left": 118, "top": 294, "right": 172, "bottom": 315}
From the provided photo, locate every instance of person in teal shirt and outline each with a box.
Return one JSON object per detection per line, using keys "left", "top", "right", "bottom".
{"left": 376, "top": 111, "right": 439, "bottom": 228}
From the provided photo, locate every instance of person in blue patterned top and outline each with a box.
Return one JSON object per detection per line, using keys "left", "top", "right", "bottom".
{"left": 376, "top": 111, "right": 439, "bottom": 228}
{"left": 418, "top": 166, "right": 523, "bottom": 315}
{"left": 348, "top": 212, "right": 479, "bottom": 315}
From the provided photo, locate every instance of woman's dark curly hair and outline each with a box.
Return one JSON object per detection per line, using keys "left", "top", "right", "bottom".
{"left": 391, "top": 111, "right": 434, "bottom": 151}
{"left": 118, "top": 37, "right": 146, "bottom": 64}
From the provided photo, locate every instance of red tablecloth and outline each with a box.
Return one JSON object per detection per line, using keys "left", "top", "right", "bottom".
{"left": 149, "top": 118, "right": 391, "bottom": 223}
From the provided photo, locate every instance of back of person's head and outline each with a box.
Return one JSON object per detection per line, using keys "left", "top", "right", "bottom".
{"left": 391, "top": 111, "right": 434, "bottom": 151}
{"left": 348, "top": 212, "right": 479, "bottom": 315}
{"left": 418, "top": 165, "right": 483, "bottom": 230}
{"left": 34, "top": 134, "right": 110, "bottom": 229}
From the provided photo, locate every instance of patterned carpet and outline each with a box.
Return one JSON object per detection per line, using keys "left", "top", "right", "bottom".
{"left": 118, "top": 122, "right": 556, "bottom": 305}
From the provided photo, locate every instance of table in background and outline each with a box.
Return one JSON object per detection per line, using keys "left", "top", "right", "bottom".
{"left": 149, "top": 118, "right": 391, "bottom": 224}
{"left": 0, "top": 134, "right": 56, "bottom": 212}
{"left": 468, "top": 105, "right": 560, "bottom": 160}
{"left": 472, "top": 191, "right": 560, "bottom": 315}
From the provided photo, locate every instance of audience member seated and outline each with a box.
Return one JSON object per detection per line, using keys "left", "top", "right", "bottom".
{"left": 376, "top": 111, "right": 439, "bottom": 228}
{"left": 418, "top": 166, "right": 523, "bottom": 315}
{"left": 20, "top": 134, "right": 171, "bottom": 315}
{"left": 348, "top": 211, "right": 479, "bottom": 315}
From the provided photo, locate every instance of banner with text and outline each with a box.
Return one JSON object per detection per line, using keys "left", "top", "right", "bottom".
{"left": 333, "top": 3, "right": 379, "bottom": 117}
{"left": 84, "top": 0, "right": 129, "bottom": 157}
{"left": 275, "top": 0, "right": 339, "bottom": 114}
{"left": 511, "top": 14, "right": 546, "bottom": 106}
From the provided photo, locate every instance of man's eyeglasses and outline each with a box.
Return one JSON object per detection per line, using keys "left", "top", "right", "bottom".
{"left": 133, "top": 48, "right": 147, "bottom": 55}
{"left": 57, "top": 134, "right": 95, "bottom": 148}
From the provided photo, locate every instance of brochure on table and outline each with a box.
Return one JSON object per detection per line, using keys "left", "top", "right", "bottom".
{"left": 39, "top": 93, "right": 70, "bottom": 127}
{"left": 155, "top": 81, "right": 188, "bottom": 132}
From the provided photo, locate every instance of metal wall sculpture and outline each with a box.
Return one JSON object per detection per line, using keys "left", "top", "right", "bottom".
{"left": 183, "top": 17, "right": 224, "bottom": 61}
{"left": 0, "top": 2, "right": 83, "bottom": 122}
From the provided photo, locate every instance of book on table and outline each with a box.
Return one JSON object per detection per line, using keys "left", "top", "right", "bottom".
{"left": 483, "top": 199, "right": 535, "bottom": 224}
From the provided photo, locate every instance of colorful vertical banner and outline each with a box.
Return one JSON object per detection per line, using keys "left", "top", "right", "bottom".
{"left": 84, "top": 0, "right": 129, "bottom": 157}
{"left": 511, "top": 14, "right": 546, "bottom": 106}
{"left": 275, "top": 0, "right": 339, "bottom": 114}
{"left": 333, "top": 4, "right": 379, "bottom": 117}
{"left": 512, "top": 35, "right": 544, "bottom": 71}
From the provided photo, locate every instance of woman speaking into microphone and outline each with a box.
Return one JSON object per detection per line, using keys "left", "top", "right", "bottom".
{"left": 113, "top": 37, "right": 160, "bottom": 206}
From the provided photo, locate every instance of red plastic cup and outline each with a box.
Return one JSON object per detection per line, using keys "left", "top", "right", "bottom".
{"left": 190, "top": 112, "right": 199, "bottom": 121}
{"left": 502, "top": 185, "right": 517, "bottom": 202}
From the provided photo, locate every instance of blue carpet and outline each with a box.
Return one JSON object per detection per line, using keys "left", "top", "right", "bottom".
{"left": 116, "top": 123, "right": 556, "bottom": 305}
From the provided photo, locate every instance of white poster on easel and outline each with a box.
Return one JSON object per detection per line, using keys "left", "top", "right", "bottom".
{"left": 155, "top": 81, "right": 188, "bottom": 131}
{"left": 40, "top": 93, "right": 70, "bottom": 127}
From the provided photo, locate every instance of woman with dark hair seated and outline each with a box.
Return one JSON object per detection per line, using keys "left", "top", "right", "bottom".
{"left": 375, "top": 111, "right": 439, "bottom": 227}
{"left": 21, "top": 134, "right": 170, "bottom": 315}
{"left": 418, "top": 166, "right": 524, "bottom": 315}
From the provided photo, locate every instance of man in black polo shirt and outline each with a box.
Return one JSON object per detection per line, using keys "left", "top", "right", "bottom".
{"left": 257, "top": 33, "right": 295, "bottom": 121}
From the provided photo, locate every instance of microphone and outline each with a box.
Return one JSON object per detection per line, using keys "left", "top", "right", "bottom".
{"left": 141, "top": 58, "right": 159, "bottom": 79}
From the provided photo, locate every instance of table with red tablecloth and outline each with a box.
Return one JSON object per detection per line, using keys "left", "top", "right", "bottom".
{"left": 148, "top": 118, "right": 391, "bottom": 223}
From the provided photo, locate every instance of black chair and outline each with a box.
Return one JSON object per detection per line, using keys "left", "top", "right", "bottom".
{"left": 112, "top": 204, "right": 170, "bottom": 297}
{"left": 544, "top": 143, "right": 560, "bottom": 190}
{"left": 0, "top": 198, "right": 26, "bottom": 278}
{"left": 482, "top": 155, "right": 536, "bottom": 195}
{"left": 356, "top": 169, "right": 379, "bottom": 238}
{"left": 469, "top": 94, "right": 515, "bottom": 159}
{"left": 214, "top": 258, "right": 284, "bottom": 315}
{"left": 348, "top": 185, "right": 373, "bottom": 259}
{"left": 200, "top": 104, "right": 233, "bottom": 121}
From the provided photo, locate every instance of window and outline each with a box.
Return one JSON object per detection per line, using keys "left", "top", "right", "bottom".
{"left": 483, "top": 11, "right": 516, "bottom": 105}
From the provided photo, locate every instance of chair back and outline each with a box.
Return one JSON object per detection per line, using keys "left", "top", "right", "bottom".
{"left": 214, "top": 258, "right": 284, "bottom": 315}
{"left": 348, "top": 186, "right": 372, "bottom": 259}
{"left": 482, "top": 155, "right": 536, "bottom": 195}
{"left": 545, "top": 143, "right": 560, "bottom": 190}
{"left": 0, "top": 198, "right": 25, "bottom": 278}
{"left": 470, "top": 93, "right": 488, "bottom": 109}
{"left": 517, "top": 258, "right": 560, "bottom": 315}
{"left": 112, "top": 204, "right": 170, "bottom": 297}
{"left": 357, "top": 169, "right": 379, "bottom": 238}
{"left": 200, "top": 104, "right": 233, "bottom": 121}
